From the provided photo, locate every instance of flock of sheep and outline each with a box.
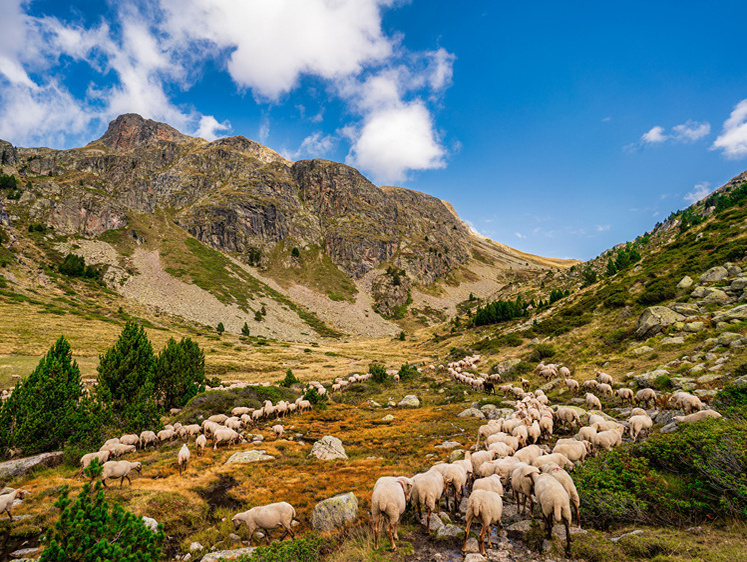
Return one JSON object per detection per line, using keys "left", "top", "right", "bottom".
{"left": 368, "top": 354, "right": 723, "bottom": 557}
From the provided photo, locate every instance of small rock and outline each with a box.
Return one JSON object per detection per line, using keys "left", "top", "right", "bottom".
{"left": 702, "top": 288, "right": 730, "bottom": 304}
{"left": 309, "top": 436, "right": 348, "bottom": 460}
{"left": 200, "top": 548, "right": 257, "bottom": 562}
{"left": 457, "top": 408, "right": 485, "bottom": 419}
{"left": 730, "top": 278, "right": 747, "bottom": 291}
{"left": 436, "top": 524, "right": 464, "bottom": 538}
{"left": 677, "top": 276, "right": 694, "bottom": 289}
{"left": 464, "top": 554, "right": 488, "bottom": 562}
{"left": 449, "top": 449, "right": 466, "bottom": 462}
{"left": 631, "top": 345, "right": 654, "bottom": 355}
{"left": 397, "top": 395, "right": 420, "bottom": 407}
{"left": 659, "top": 336, "right": 685, "bottom": 346}
{"left": 381, "top": 414, "right": 394, "bottom": 422}
{"left": 421, "top": 514, "right": 444, "bottom": 531}
{"left": 141, "top": 516, "right": 159, "bottom": 533}
{"left": 684, "top": 322, "right": 705, "bottom": 333}
{"left": 699, "top": 266, "right": 728, "bottom": 284}
{"left": 229, "top": 533, "right": 240, "bottom": 542}
{"left": 311, "top": 492, "right": 358, "bottom": 531}
{"left": 226, "top": 450, "right": 275, "bottom": 464}
{"left": 610, "top": 529, "right": 644, "bottom": 543}
{"left": 189, "top": 542, "right": 203, "bottom": 552}
{"left": 670, "top": 376, "right": 696, "bottom": 391}
{"left": 465, "top": 537, "right": 480, "bottom": 553}
{"left": 696, "top": 374, "right": 724, "bottom": 385}
{"left": 718, "top": 332, "right": 741, "bottom": 345}
{"left": 435, "top": 441, "right": 461, "bottom": 449}
{"left": 634, "top": 369, "right": 669, "bottom": 388}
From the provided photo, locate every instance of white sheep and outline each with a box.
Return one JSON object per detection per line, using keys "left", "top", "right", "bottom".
{"left": 513, "top": 444, "right": 545, "bottom": 465}
{"left": 462, "top": 490, "right": 503, "bottom": 556}
{"left": 441, "top": 463, "right": 468, "bottom": 512}
{"left": 79, "top": 450, "right": 111, "bottom": 478}
{"left": 272, "top": 424, "right": 284, "bottom": 439}
{"left": 179, "top": 424, "right": 202, "bottom": 440}
{"left": 195, "top": 434, "right": 207, "bottom": 455}
{"left": 616, "top": 388, "right": 634, "bottom": 404}
{"left": 539, "top": 462, "right": 581, "bottom": 526}
{"left": 585, "top": 392, "right": 602, "bottom": 410}
{"left": 213, "top": 427, "right": 242, "bottom": 450}
{"left": 411, "top": 469, "right": 445, "bottom": 530}
{"left": 207, "top": 413, "right": 228, "bottom": 424}
{"left": 139, "top": 430, "right": 158, "bottom": 449}
{"left": 565, "top": 378, "right": 580, "bottom": 393}
{"left": 636, "top": 388, "right": 656, "bottom": 409}
{"left": 552, "top": 440, "right": 590, "bottom": 464}
{"left": 100, "top": 460, "right": 142, "bottom": 488}
{"left": 101, "top": 437, "right": 120, "bottom": 449}
{"left": 472, "top": 474, "right": 504, "bottom": 496}
{"left": 157, "top": 428, "right": 175, "bottom": 443}
{"left": 0, "top": 489, "right": 28, "bottom": 521}
{"left": 596, "top": 371, "right": 613, "bottom": 385}
{"left": 531, "top": 453, "right": 574, "bottom": 471}
{"left": 596, "top": 382, "right": 613, "bottom": 396}
{"left": 628, "top": 414, "right": 653, "bottom": 442}
{"left": 108, "top": 443, "right": 136, "bottom": 458}
{"left": 555, "top": 407, "right": 581, "bottom": 430}
{"left": 511, "top": 463, "right": 539, "bottom": 515}
{"left": 232, "top": 502, "right": 297, "bottom": 545}
{"left": 530, "top": 472, "right": 573, "bottom": 556}
{"left": 232, "top": 406, "right": 251, "bottom": 416}
{"left": 575, "top": 425, "right": 597, "bottom": 443}
{"left": 371, "top": 476, "right": 413, "bottom": 550}
{"left": 119, "top": 434, "right": 140, "bottom": 447}
{"left": 593, "top": 429, "right": 622, "bottom": 451}
{"left": 674, "top": 410, "right": 722, "bottom": 423}
{"left": 178, "top": 444, "right": 190, "bottom": 476}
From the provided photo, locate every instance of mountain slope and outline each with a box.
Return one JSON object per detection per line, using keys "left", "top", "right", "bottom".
{"left": 0, "top": 114, "right": 574, "bottom": 340}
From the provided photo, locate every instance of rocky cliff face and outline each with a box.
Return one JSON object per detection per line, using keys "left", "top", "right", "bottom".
{"left": 0, "top": 113, "right": 510, "bottom": 288}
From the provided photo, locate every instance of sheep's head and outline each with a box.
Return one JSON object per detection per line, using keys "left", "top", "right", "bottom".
{"left": 132, "top": 462, "right": 142, "bottom": 473}
{"left": 232, "top": 516, "right": 242, "bottom": 530}
{"left": 17, "top": 489, "right": 29, "bottom": 499}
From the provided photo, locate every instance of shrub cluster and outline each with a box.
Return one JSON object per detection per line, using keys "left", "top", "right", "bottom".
{"left": 472, "top": 296, "right": 528, "bottom": 326}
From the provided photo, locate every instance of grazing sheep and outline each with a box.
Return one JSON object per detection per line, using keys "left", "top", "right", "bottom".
{"left": 636, "top": 388, "right": 656, "bottom": 409}
{"left": 531, "top": 453, "right": 574, "bottom": 471}
{"left": 411, "top": 469, "right": 446, "bottom": 530}
{"left": 119, "top": 434, "right": 140, "bottom": 447}
{"left": 514, "top": 445, "right": 545, "bottom": 465}
{"left": 139, "top": 431, "right": 157, "bottom": 449}
{"left": 575, "top": 426, "right": 597, "bottom": 443}
{"left": 593, "top": 429, "right": 622, "bottom": 451}
{"left": 225, "top": 417, "right": 243, "bottom": 431}
{"left": 178, "top": 444, "right": 190, "bottom": 476}
{"left": 213, "top": 428, "right": 242, "bottom": 450}
{"left": 628, "top": 414, "right": 653, "bottom": 442}
{"left": 272, "top": 424, "right": 284, "bottom": 439}
{"left": 487, "top": 440, "right": 512, "bottom": 459}
{"left": 371, "top": 476, "right": 413, "bottom": 550}
{"left": 552, "top": 441, "right": 590, "bottom": 463}
{"left": 539, "top": 414, "right": 554, "bottom": 437}
{"left": 470, "top": 450, "right": 496, "bottom": 476}
{"left": 195, "top": 434, "right": 207, "bottom": 455}
{"left": 207, "top": 414, "right": 228, "bottom": 424}
{"left": 585, "top": 392, "right": 602, "bottom": 410}
{"left": 101, "top": 438, "right": 120, "bottom": 449}
{"left": 596, "top": 371, "right": 613, "bottom": 385}
{"left": 530, "top": 472, "right": 573, "bottom": 556}
{"left": 79, "top": 450, "right": 111, "bottom": 478}
{"left": 157, "top": 428, "right": 176, "bottom": 443}
{"left": 179, "top": 424, "right": 202, "bottom": 440}
{"left": 472, "top": 474, "right": 504, "bottom": 495}
{"left": 511, "top": 424, "right": 529, "bottom": 448}
{"left": 233, "top": 502, "right": 297, "bottom": 545}
{"left": 559, "top": 366, "right": 571, "bottom": 378}
{"left": 100, "top": 460, "right": 142, "bottom": 488}
{"left": 565, "top": 379, "right": 580, "bottom": 393}
{"left": 462, "top": 490, "right": 503, "bottom": 556}
{"left": 0, "top": 489, "right": 28, "bottom": 521}
{"left": 617, "top": 388, "right": 634, "bottom": 404}
{"left": 540, "top": 462, "right": 581, "bottom": 526}
{"left": 674, "top": 410, "right": 722, "bottom": 423}
{"left": 232, "top": 406, "right": 251, "bottom": 416}
{"left": 108, "top": 443, "right": 136, "bottom": 458}
{"left": 511, "top": 464, "right": 540, "bottom": 515}
{"left": 596, "top": 383, "right": 613, "bottom": 396}
{"left": 555, "top": 407, "right": 581, "bottom": 430}
{"left": 679, "top": 394, "right": 704, "bottom": 415}
{"left": 394, "top": 374, "right": 400, "bottom": 384}
{"left": 441, "top": 464, "right": 469, "bottom": 513}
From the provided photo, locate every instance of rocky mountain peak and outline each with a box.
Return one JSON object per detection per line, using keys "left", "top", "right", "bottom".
{"left": 96, "top": 113, "right": 192, "bottom": 151}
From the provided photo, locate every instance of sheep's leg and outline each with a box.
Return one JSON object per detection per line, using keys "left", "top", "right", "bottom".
{"left": 564, "top": 517, "right": 572, "bottom": 556}
{"left": 101, "top": 478, "right": 108, "bottom": 488}
{"left": 7, "top": 508, "right": 13, "bottom": 522}
{"left": 544, "top": 514, "right": 552, "bottom": 539}
{"left": 462, "top": 513, "right": 473, "bottom": 554}
{"left": 426, "top": 506, "right": 431, "bottom": 531}
{"left": 387, "top": 521, "right": 396, "bottom": 550}
{"left": 478, "top": 525, "right": 487, "bottom": 556}
{"left": 264, "top": 528, "right": 271, "bottom": 545}
{"left": 415, "top": 500, "right": 422, "bottom": 521}
{"left": 126, "top": 475, "right": 132, "bottom": 486}
{"left": 574, "top": 502, "right": 580, "bottom": 528}
{"left": 372, "top": 514, "right": 379, "bottom": 550}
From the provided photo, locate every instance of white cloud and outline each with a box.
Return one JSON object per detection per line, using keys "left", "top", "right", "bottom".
{"left": 195, "top": 115, "right": 231, "bottom": 141}
{"left": 684, "top": 181, "right": 713, "bottom": 205}
{"left": 595, "top": 224, "right": 610, "bottom": 232}
{"left": 712, "top": 99, "right": 747, "bottom": 158}
{"left": 288, "top": 131, "right": 337, "bottom": 160}
{"left": 641, "top": 125, "right": 667, "bottom": 144}
{"left": 515, "top": 232, "right": 525, "bottom": 239}
{"left": 346, "top": 102, "right": 445, "bottom": 183}
{"left": 672, "top": 120, "right": 710, "bottom": 142}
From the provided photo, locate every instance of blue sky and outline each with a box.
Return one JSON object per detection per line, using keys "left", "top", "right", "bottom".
{"left": 1, "top": 1, "right": 747, "bottom": 260}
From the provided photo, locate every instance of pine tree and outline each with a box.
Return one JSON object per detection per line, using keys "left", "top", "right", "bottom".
{"left": 216, "top": 322, "right": 225, "bottom": 335}
{"left": 40, "top": 467, "right": 165, "bottom": 562}
{"left": 153, "top": 338, "right": 206, "bottom": 410}
{"left": 95, "top": 321, "right": 158, "bottom": 432}
{"left": 241, "top": 322, "right": 250, "bottom": 337}
{"left": 0, "top": 336, "right": 86, "bottom": 456}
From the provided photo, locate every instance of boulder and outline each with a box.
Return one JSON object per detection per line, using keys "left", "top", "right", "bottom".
{"left": 464, "top": 537, "right": 480, "bottom": 553}
{"left": 421, "top": 513, "right": 444, "bottom": 531}
{"left": 435, "top": 441, "right": 461, "bottom": 449}
{"left": 713, "top": 304, "right": 747, "bottom": 323}
{"left": 669, "top": 302, "right": 700, "bottom": 316}
{"left": 457, "top": 408, "right": 485, "bottom": 419}
{"left": 659, "top": 336, "right": 685, "bottom": 346}
{"left": 684, "top": 322, "right": 705, "bottom": 333}
{"left": 200, "top": 548, "right": 257, "bottom": 562}
{"left": 311, "top": 492, "right": 358, "bottom": 531}
{"left": 436, "top": 524, "right": 464, "bottom": 539}
{"left": 635, "top": 307, "right": 685, "bottom": 339}
{"left": 480, "top": 403, "right": 497, "bottom": 413}
{"left": 730, "top": 278, "right": 747, "bottom": 292}
{"left": 449, "top": 449, "right": 466, "bottom": 462}
{"left": 691, "top": 286, "right": 707, "bottom": 298}
{"left": 734, "top": 375, "right": 747, "bottom": 387}
{"left": 381, "top": 414, "right": 394, "bottom": 422}
{"left": 397, "top": 395, "right": 420, "bottom": 407}
{"left": 0, "top": 452, "right": 63, "bottom": 484}
{"left": 225, "top": 450, "right": 275, "bottom": 464}
{"left": 141, "top": 517, "right": 159, "bottom": 533}
{"left": 699, "top": 266, "right": 728, "bottom": 284}
{"left": 631, "top": 345, "right": 654, "bottom": 355}
{"left": 464, "top": 554, "right": 487, "bottom": 562}
{"left": 696, "top": 374, "right": 723, "bottom": 385}
{"left": 702, "top": 288, "right": 730, "bottom": 304}
{"left": 676, "top": 276, "right": 694, "bottom": 289}
{"left": 718, "top": 332, "right": 741, "bottom": 345}
{"left": 634, "top": 369, "right": 669, "bottom": 388}
{"left": 670, "top": 377, "right": 696, "bottom": 391}
{"left": 309, "top": 436, "right": 348, "bottom": 460}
